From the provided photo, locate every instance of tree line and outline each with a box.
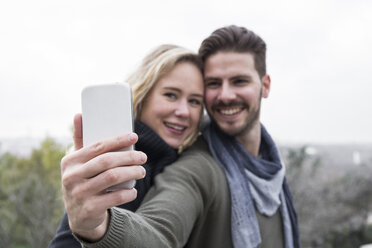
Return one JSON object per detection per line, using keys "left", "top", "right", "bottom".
{"left": 0, "top": 138, "right": 371, "bottom": 247}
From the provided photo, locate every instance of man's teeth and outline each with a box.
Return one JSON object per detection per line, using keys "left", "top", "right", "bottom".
{"left": 166, "top": 123, "right": 185, "bottom": 130}
{"left": 219, "top": 107, "right": 242, "bottom": 115}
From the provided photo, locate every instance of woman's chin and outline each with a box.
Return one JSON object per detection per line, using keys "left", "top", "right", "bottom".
{"left": 163, "top": 137, "right": 182, "bottom": 150}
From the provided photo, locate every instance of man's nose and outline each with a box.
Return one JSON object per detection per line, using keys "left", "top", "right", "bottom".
{"left": 217, "top": 83, "right": 236, "bottom": 103}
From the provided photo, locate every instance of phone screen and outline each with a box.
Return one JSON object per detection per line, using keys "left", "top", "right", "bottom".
{"left": 81, "top": 83, "right": 135, "bottom": 190}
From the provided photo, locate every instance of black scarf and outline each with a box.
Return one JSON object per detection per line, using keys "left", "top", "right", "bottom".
{"left": 118, "top": 120, "right": 178, "bottom": 211}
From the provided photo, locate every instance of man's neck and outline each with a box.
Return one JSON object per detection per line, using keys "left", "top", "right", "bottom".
{"left": 235, "top": 124, "right": 261, "bottom": 157}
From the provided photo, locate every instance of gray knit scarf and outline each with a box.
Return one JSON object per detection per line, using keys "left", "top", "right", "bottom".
{"left": 203, "top": 122, "right": 297, "bottom": 248}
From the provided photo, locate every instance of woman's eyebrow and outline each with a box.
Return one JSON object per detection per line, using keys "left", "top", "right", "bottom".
{"left": 190, "top": 93, "right": 204, "bottom": 98}
{"left": 163, "top": 87, "right": 203, "bottom": 98}
{"left": 163, "top": 87, "right": 181, "bottom": 92}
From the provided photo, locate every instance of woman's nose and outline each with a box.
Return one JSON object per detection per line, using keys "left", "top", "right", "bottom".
{"left": 174, "top": 100, "right": 190, "bottom": 118}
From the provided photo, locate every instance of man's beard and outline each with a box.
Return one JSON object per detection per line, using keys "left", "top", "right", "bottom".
{"left": 209, "top": 92, "right": 262, "bottom": 138}
{"left": 232, "top": 102, "right": 260, "bottom": 137}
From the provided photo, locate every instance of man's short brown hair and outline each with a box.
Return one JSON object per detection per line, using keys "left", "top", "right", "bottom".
{"left": 199, "top": 25, "right": 267, "bottom": 78}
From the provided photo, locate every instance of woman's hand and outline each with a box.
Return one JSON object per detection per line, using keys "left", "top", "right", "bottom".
{"left": 61, "top": 114, "right": 147, "bottom": 241}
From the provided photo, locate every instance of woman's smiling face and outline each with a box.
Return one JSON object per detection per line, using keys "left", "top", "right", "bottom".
{"left": 139, "top": 62, "right": 204, "bottom": 149}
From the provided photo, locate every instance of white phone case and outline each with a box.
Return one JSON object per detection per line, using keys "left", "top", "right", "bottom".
{"left": 81, "top": 83, "right": 135, "bottom": 191}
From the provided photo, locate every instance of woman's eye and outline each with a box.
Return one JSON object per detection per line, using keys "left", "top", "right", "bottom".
{"left": 189, "top": 99, "right": 201, "bottom": 105}
{"left": 164, "top": 93, "right": 177, "bottom": 99}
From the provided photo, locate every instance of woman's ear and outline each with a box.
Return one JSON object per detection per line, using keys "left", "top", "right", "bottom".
{"left": 261, "top": 74, "right": 271, "bottom": 98}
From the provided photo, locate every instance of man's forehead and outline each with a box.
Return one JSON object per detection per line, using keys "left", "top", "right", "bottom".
{"left": 204, "top": 51, "right": 257, "bottom": 79}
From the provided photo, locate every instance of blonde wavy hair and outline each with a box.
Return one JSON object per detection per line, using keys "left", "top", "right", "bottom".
{"left": 126, "top": 44, "right": 204, "bottom": 153}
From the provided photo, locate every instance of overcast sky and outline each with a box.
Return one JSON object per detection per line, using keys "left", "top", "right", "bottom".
{"left": 0, "top": 0, "right": 371, "bottom": 144}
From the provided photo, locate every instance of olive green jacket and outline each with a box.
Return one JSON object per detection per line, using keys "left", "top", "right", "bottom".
{"left": 78, "top": 137, "right": 233, "bottom": 248}
{"left": 76, "top": 137, "right": 285, "bottom": 248}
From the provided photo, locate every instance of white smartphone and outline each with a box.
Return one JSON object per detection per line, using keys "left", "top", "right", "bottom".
{"left": 81, "top": 83, "right": 136, "bottom": 191}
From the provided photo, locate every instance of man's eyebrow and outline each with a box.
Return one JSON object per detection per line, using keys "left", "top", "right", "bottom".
{"left": 230, "top": 75, "right": 252, "bottom": 80}
{"left": 204, "top": 77, "right": 221, "bottom": 81}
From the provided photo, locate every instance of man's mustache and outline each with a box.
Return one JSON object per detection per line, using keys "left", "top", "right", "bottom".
{"left": 211, "top": 101, "right": 249, "bottom": 109}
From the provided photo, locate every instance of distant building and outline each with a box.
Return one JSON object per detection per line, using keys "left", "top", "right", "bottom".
{"left": 367, "top": 212, "right": 372, "bottom": 225}
{"left": 353, "top": 151, "right": 361, "bottom": 165}
{"left": 305, "top": 146, "right": 317, "bottom": 155}
{"left": 360, "top": 244, "right": 372, "bottom": 248}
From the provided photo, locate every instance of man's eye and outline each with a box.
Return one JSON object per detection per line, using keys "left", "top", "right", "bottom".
{"left": 234, "top": 79, "right": 248, "bottom": 85}
{"left": 206, "top": 81, "right": 220, "bottom": 88}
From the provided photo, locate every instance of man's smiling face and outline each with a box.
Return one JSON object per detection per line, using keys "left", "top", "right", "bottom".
{"left": 204, "top": 51, "right": 270, "bottom": 138}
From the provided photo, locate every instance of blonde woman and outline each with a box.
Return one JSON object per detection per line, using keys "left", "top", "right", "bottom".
{"left": 49, "top": 45, "right": 204, "bottom": 247}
